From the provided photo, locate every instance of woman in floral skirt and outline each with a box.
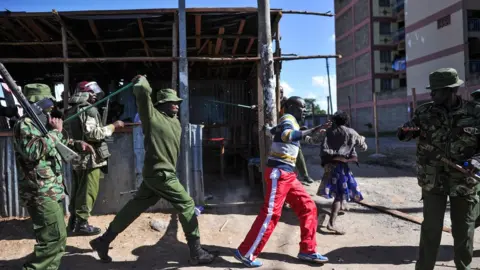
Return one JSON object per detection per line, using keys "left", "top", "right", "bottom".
{"left": 317, "top": 110, "right": 368, "bottom": 235}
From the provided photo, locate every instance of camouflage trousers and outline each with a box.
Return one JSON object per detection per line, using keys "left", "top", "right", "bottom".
{"left": 23, "top": 200, "right": 67, "bottom": 270}
{"left": 416, "top": 189, "right": 479, "bottom": 270}
{"left": 108, "top": 170, "right": 200, "bottom": 241}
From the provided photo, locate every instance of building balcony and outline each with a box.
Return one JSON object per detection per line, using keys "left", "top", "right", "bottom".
{"left": 468, "top": 18, "right": 480, "bottom": 32}
{"left": 468, "top": 60, "right": 480, "bottom": 85}
{"left": 394, "top": 0, "right": 405, "bottom": 21}
{"left": 392, "top": 28, "right": 405, "bottom": 43}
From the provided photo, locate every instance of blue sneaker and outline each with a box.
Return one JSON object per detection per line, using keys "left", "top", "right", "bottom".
{"left": 297, "top": 252, "right": 329, "bottom": 263}
{"left": 233, "top": 250, "right": 263, "bottom": 268}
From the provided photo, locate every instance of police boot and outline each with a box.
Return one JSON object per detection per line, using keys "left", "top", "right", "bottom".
{"left": 74, "top": 218, "right": 102, "bottom": 236}
{"left": 90, "top": 227, "right": 117, "bottom": 263}
{"left": 187, "top": 238, "right": 219, "bottom": 265}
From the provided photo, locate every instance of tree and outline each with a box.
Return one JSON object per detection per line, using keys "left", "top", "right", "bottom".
{"left": 304, "top": 98, "right": 326, "bottom": 115}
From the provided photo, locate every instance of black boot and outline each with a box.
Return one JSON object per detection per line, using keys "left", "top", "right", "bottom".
{"left": 74, "top": 218, "right": 102, "bottom": 236}
{"left": 187, "top": 238, "right": 219, "bottom": 265}
{"left": 90, "top": 227, "right": 117, "bottom": 263}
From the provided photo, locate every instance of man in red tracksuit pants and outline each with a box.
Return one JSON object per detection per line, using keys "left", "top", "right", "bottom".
{"left": 234, "top": 96, "right": 330, "bottom": 267}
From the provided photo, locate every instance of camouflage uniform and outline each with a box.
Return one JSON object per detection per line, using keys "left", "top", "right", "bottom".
{"left": 470, "top": 89, "right": 480, "bottom": 230}
{"left": 65, "top": 89, "right": 116, "bottom": 235}
{"left": 398, "top": 68, "right": 480, "bottom": 270}
{"left": 13, "top": 84, "right": 83, "bottom": 270}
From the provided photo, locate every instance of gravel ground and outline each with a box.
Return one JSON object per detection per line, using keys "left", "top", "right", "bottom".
{"left": 1, "top": 138, "right": 480, "bottom": 269}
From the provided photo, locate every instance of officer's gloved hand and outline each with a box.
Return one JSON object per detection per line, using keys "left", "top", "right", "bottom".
{"left": 397, "top": 121, "right": 417, "bottom": 141}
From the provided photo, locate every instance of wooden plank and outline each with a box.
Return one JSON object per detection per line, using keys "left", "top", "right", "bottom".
{"left": 88, "top": 20, "right": 107, "bottom": 56}
{"left": 195, "top": 15, "right": 202, "bottom": 49}
{"left": 232, "top": 19, "right": 246, "bottom": 55}
{"left": 215, "top": 27, "right": 225, "bottom": 55}
{"left": 245, "top": 38, "right": 255, "bottom": 54}
{"left": 197, "top": 39, "right": 209, "bottom": 55}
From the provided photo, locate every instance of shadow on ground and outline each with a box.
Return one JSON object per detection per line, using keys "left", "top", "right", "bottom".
{"left": 0, "top": 214, "right": 332, "bottom": 270}
{"left": 324, "top": 245, "right": 454, "bottom": 265}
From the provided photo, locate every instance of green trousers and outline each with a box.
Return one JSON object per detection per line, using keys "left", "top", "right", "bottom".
{"left": 109, "top": 170, "right": 200, "bottom": 241}
{"left": 296, "top": 147, "right": 309, "bottom": 178}
{"left": 70, "top": 168, "right": 101, "bottom": 220}
{"left": 416, "top": 189, "right": 479, "bottom": 270}
{"left": 24, "top": 200, "right": 67, "bottom": 270}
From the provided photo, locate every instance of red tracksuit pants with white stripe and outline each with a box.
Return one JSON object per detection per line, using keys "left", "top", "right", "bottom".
{"left": 237, "top": 167, "right": 318, "bottom": 260}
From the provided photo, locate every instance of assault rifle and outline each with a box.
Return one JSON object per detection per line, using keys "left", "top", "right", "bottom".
{"left": 402, "top": 127, "right": 480, "bottom": 182}
{"left": 0, "top": 63, "right": 79, "bottom": 162}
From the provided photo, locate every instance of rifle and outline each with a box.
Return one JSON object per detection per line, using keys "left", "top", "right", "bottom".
{"left": 418, "top": 142, "right": 480, "bottom": 183}
{"left": 0, "top": 63, "right": 79, "bottom": 162}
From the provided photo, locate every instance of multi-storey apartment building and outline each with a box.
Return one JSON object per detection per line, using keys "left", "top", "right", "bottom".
{"left": 334, "top": 0, "right": 408, "bottom": 133}
{"left": 406, "top": 0, "right": 480, "bottom": 102}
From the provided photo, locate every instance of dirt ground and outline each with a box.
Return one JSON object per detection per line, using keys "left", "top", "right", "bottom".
{"left": 1, "top": 138, "right": 480, "bottom": 269}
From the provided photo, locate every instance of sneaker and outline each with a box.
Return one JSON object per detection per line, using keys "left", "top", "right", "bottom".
{"left": 297, "top": 252, "right": 329, "bottom": 263}
{"left": 233, "top": 250, "right": 263, "bottom": 268}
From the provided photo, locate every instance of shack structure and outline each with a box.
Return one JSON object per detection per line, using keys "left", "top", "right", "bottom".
{"left": 0, "top": 7, "right": 338, "bottom": 217}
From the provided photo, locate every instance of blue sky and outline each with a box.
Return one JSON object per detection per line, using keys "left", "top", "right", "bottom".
{"left": 3, "top": 0, "right": 337, "bottom": 112}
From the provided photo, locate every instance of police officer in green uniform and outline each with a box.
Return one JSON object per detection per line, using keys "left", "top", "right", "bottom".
{"left": 64, "top": 81, "right": 124, "bottom": 236}
{"left": 90, "top": 75, "right": 218, "bottom": 265}
{"left": 470, "top": 89, "right": 480, "bottom": 230}
{"left": 13, "top": 83, "right": 93, "bottom": 270}
{"left": 398, "top": 68, "right": 480, "bottom": 270}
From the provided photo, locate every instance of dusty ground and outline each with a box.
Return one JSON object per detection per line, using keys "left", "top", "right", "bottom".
{"left": 1, "top": 137, "right": 480, "bottom": 269}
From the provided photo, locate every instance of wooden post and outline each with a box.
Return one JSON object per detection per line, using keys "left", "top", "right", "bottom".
{"left": 411, "top": 88, "right": 417, "bottom": 111}
{"left": 178, "top": 0, "right": 191, "bottom": 196}
{"left": 257, "top": 0, "right": 277, "bottom": 195}
{"left": 172, "top": 13, "right": 178, "bottom": 90}
{"left": 348, "top": 95, "right": 353, "bottom": 127}
{"left": 61, "top": 25, "right": 69, "bottom": 111}
{"left": 327, "top": 96, "right": 331, "bottom": 116}
{"left": 274, "top": 13, "right": 282, "bottom": 114}
{"left": 373, "top": 91, "right": 380, "bottom": 154}
{"left": 326, "top": 58, "right": 333, "bottom": 115}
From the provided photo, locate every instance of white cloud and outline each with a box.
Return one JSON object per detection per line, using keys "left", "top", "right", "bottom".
{"left": 330, "top": 34, "right": 336, "bottom": 41}
{"left": 310, "top": 74, "right": 337, "bottom": 113}
{"left": 280, "top": 81, "right": 294, "bottom": 97}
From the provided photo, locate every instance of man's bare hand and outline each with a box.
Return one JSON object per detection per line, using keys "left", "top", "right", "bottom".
{"left": 49, "top": 117, "right": 63, "bottom": 132}
{"left": 79, "top": 141, "right": 95, "bottom": 155}
{"left": 113, "top": 120, "right": 125, "bottom": 129}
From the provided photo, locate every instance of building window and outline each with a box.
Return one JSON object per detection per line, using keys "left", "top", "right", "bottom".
{"left": 380, "top": 51, "right": 392, "bottom": 63}
{"left": 381, "top": 78, "right": 392, "bottom": 90}
{"left": 437, "top": 15, "right": 451, "bottom": 29}
{"left": 379, "top": 22, "right": 391, "bottom": 35}
{"left": 379, "top": 0, "right": 390, "bottom": 7}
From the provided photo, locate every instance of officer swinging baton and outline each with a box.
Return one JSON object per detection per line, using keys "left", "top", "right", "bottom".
{"left": 0, "top": 63, "right": 79, "bottom": 162}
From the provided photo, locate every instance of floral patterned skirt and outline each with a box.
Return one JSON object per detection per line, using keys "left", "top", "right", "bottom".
{"left": 317, "top": 162, "right": 363, "bottom": 202}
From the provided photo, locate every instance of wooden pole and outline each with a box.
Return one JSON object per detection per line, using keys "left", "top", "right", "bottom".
{"left": 411, "top": 87, "right": 417, "bottom": 111}
{"left": 178, "top": 0, "right": 191, "bottom": 197}
{"left": 373, "top": 91, "right": 380, "bottom": 154}
{"left": 357, "top": 200, "right": 451, "bottom": 233}
{"left": 257, "top": 0, "right": 277, "bottom": 195}
{"left": 172, "top": 13, "right": 178, "bottom": 90}
{"left": 327, "top": 96, "right": 331, "bottom": 116}
{"left": 61, "top": 25, "right": 69, "bottom": 111}
{"left": 326, "top": 58, "right": 333, "bottom": 115}
{"left": 274, "top": 13, "right": 282, "bottom": 115}
{"left": 348, "top": 95, "right": 353, "bottom": 127}
{"left": 0, "top": 55, "right": 341, "bottom": 64}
